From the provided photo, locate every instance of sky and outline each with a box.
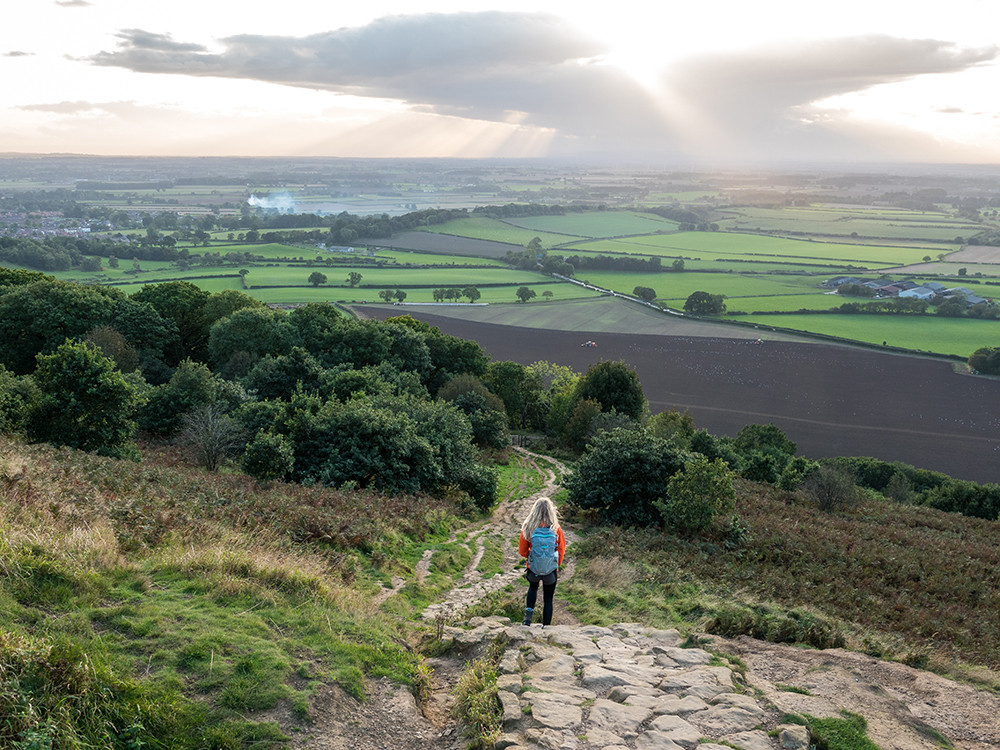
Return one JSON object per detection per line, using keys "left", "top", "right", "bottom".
{"left": 3, "top": 0, "right": 1000, "bottom": 165}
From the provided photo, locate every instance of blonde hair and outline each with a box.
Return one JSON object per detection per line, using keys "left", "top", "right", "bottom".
{"left": 521, "top": 497, "right": 560, "bottom": 537}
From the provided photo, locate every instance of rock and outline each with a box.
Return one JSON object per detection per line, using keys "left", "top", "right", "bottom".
{"left": 525, "top": 727, "right": 576, "bottom": 750}
{"left": 719, "top": 730, "right": 774, "bottom": 750}
{"left": 660, "top": 647, "right": 714, "bottom": 667}
{"left": 499, "top": 650, "right": 523, "bottom": 675}
{"left": 659, "top": 667, "right": 734, "bottom": 700}
{"left": 634, "top": 731, "right": 686, "bottom": 749}
{"left": 606, "top": 685, "right": 660, "bottom": 704}
{"left": 497, "top": 674, "right": 522, "bottom": 693}
{"left": 688, "top": 704, "right": 766, "bottom": 734}
{"left": 587, "top": 698, "right": 653, "bottom": 735}
{"left": 499, "top": 690, "right": 523, "bottom": 730}
{"left": 581, "top": 664, "right": 635, "bottom": 691}
{"left": 710, "top": 693, "right": 762, "bottom": 710}
{"left": 527, "top": 654, "right": 577, "bottom": 679}
{"left": 578, "top": 727, "right": 627, "bottom": 748}
{"left": 652, "top": 695, "right": 709, "bottom": 715}
{"left": 647, "top": 714, "right": 703, "bottom": 747}
{"left": 778, "top": 724, "right": 810, "bottom": 749}
{"left": 525, "top": 693, "right": 582, "bottom": 729}
{"left": 494, "top": 733, "right": 522, "bottom": 750}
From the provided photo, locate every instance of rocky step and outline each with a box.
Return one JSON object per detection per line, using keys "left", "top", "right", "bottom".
{"left": 448, "top": 617, "right": 809, "bottom": 750}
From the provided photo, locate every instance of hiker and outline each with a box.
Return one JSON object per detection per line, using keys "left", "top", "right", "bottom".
{"left": 518, "top": 497, "right": 566, "bottom": 626}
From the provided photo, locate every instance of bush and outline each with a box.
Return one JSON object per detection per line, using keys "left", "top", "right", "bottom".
{"left": 925, "top": 480, "right": 1000, "bottom": 521}
{"left": 564, "top": 428, "right": 690, "bottom": 526}
{"left": 241, "top": 430, "right": 295, "bottom": 480}
{"left": 802, "top": 465, "right": 862, "bottom": 512}
{"left": 655, "top": 456, "right": 736, "bottom": 535}
{"left": 25, "top": 339, "right": 141, "bottom": 459}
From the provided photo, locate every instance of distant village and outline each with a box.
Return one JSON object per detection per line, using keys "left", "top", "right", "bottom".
{"left": 822, "top": 276, "right": 990, "bottom": 307}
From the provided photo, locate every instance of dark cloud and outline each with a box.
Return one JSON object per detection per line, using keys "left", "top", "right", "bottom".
{"left": 87, "top": 15, "right": 999, "bottom": 161}
{"left": 90, "top": 13, "right": 669, "bottom": 144}
{"left": 107, "top": 29, "right": 209, "bottom": 54}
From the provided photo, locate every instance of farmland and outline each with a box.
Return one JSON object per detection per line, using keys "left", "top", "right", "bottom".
{"left": 3, "top": 159, "right": 1000, "bottom": 358}
{"left": 358, "top": 304, "right": 1000, "bottom": 484}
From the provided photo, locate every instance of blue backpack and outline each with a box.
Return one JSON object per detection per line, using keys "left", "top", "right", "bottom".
{"left": 527, "top": 526, "right": 559, "bottom": 575}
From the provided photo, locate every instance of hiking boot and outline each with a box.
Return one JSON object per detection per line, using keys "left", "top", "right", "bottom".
{"left": 522, "top": 608, "right": 533, "bottom": 626}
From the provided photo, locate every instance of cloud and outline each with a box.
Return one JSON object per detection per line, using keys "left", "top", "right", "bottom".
{"left": 88, "top": 12, "right": 667, "bottom": 145}
{"left": 4, "top": 51, "right": 33, "bottom": 57}
{"left": 19, "top": 101, "right": 128, "bottom": 114}
{"left": 55, "top": 0, "right": 92, "bottom": 6}
{"left": 87, "top": 15, "right": 999, "bottom": 162}
{"left": 662, "top": 35, "right": 998, "bottom": 161}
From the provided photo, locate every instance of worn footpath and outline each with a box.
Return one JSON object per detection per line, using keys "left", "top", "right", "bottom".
{"left": 446, "top": 616, "right": 807, "bottom": 750}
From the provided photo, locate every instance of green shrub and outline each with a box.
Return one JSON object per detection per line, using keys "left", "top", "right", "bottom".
{"left": 656, "top": 456, "right": 736, "bottom": 535}
{"left": 565, "top": 428, "right": 690, "bottom": 526}
{"left": 241, "top": 430, "right": 294, "bottom": 481}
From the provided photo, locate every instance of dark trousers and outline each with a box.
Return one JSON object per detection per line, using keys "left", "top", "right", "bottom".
{"left": 525, "top": 569, "right": 557, "bottom": 625}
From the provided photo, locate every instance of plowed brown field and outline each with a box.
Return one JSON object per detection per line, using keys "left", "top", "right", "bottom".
{"left": 358, "top": 306, "right": 1000, "bottom": 484}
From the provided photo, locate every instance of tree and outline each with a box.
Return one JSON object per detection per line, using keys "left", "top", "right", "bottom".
{"left": 179, "top": 404, "right": 245, "bottom": 471}
{"left": 655, "top": 456, "right": 736, "bottom": 535}
{"left": 207, "top": 307, "right": 295, "bottom": 372}
{"left": 542, "top": 290, "right": 554, "bottom": 300}
{"left": 671, "top": 259, "right": 685, "bottom": 272}
{"left": 394, "top": 289, "right": 407, "bottom": 302}
{"left": 202, "top": 289, "right": 264, "bottom": 327}
{"left": 564, "top": 428, "right": 690, "bottom": 526}
{"left": 633, "top": 286, "right": 657, "bottom": 303}
{"left": 684, "top": 291, "right": 726, "bottom": 314}
{"left": 347, "top": 272, "right": 363, "bottom": 287}
{"left": 0, "top": 280, "right": 124, "bottom": 374}
{"left": 308, "top": 271, "right": 328, "bottom": 287}
{"left": 25, "top": 339, "right": 141, "bottom": 458}
{"left": 516, "top": 286, "right": 537, "bottom": 303}
{"left": 484, "top": 360, "right": 544, "bottom": 429}
{"left": 969, "top": 346, "right": 1000, "bottom": 375}
{"left": 130, "top": 281, "right": 212, "bottom": 365}
{"left": 462, "top": 286, "right": 481, "bottom": 303}
{"left": 575, "top": 360, "right": 645, "bottom": 420}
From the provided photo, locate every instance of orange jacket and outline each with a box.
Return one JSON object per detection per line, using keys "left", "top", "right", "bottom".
{"left": 519, "top": 525, "right": 566, "bottom": 569}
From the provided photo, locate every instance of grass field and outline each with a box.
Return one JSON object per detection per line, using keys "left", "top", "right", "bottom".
{"left": 564, "top": 232, "right": 940, "bottom": 267}
{"left": 729, "top": 312, "right": 1000, "bottom": 356}
{"left": 716, "top": 206, "right": 979, "bottom": 242}
{"left": 500, "top": 211, "right": 679, "bottom": 238}
{"left": 418, "top": 217, "right": 567, "bottom": 247}
{"left": 574, "top": 270, "right": 823, "bottom": 302}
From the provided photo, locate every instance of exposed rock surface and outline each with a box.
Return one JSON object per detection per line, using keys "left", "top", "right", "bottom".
{"left": 447, "top": 616, "right": 778, "bottom": 750}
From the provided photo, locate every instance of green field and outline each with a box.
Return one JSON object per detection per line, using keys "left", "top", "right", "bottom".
{"left": 564, "top": 232, "right": 939, "bottom": 267}
{"left": 418, "top": 217, "right": 565, "bottom": 247}
{"left": 729, "top": 312, "right": 1000, "bottom": 356}
{"left": 575, "top": 270, "right": 822, "bottom": 303}
{"left": 716, "top": 206, "right": 979, "bottom": 242}
{"left": 247, "top": 281, "right": 596, "bottom": 305}
{"left": 501, "top": 211, "right": 679, "bottom": 238}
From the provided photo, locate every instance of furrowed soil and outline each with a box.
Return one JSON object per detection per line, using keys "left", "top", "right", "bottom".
{"left": 355, "top": 305, "right": 1000, "bottom": 484}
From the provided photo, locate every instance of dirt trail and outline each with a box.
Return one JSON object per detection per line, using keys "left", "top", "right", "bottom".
{"left": 298, "top": 448, "right": 1000, "bottom": 750}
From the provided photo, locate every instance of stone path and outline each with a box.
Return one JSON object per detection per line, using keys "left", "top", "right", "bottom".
{"left": 422, "top": 448, "right": 577, "bottom": 624}
{"left": 446, "top": 617, "right": 804, "bottom": 750}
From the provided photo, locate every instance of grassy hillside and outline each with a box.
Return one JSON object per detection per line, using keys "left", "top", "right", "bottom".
{"left": 0, "top": 436, "right": 482, "bottom": 749}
